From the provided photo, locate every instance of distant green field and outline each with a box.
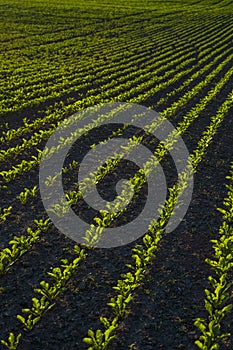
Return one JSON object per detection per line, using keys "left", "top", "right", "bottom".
{"left": 0, "top": 0, "right": 233, "bottom": 349}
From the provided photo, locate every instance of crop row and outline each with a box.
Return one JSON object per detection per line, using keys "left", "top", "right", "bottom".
{"left": 82, "top": 88, "right": 233, "bottom": 350}
{"left": 194, "top": 162, "right": 233, "bottom": 350}
{"left": 1, "top": 48, "right": 232, "bottom": 276}
{"left": 1, "top": 19, "right": 231, "bottom": 151}
{"left": 1, "top": 40, "right": 232, "bottom": 185}
{"left": 1, "top": 14, "right": 229, "bottom": 139}
{"left": 1, "top": 12, "right": 230, "bottom": 120}
{"left": 2, "top": 80, "right": 232, "bottom": 350}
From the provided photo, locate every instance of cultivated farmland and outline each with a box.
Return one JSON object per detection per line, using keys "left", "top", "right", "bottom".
{"left": 0, "top": 0, "right": 233, "bottom": 349}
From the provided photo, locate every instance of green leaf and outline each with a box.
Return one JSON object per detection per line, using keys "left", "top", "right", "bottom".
{"left": 87, "top": 329, "right": 95, "bottom": 338}
{"left": 194, "top": 340, "right": 205, "bottom": 349}
{"left": 100, "top": 316, "right": 110, "bottom": 329}
{"left": 83, "top": 337, "right": 93, "bottom": 345}
{"left": 105, "top": 325, "right": 117, "bottom": 340}
{"left": 194, "top": 318, "right": 206, "bottom": 333}
{"left": 16, "top": 315, "right": 26, "bottom": 325}
{"left": 96, "top": 329, "right": 103, "bottom": 343}
{"left": 221, "top": 303, "right": 232, "bottom": 315}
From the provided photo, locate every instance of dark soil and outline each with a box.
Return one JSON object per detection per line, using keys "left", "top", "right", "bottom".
{"left": 1, "top": 3, "right": 233, "bottom": 350}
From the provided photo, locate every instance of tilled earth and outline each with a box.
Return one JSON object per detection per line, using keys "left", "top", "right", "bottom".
{"left": 0, "top": 21, "right": 233, "bottom": 348}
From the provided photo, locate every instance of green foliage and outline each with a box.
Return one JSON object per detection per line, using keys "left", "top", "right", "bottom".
{"left": 194, "top": 162, "right": 233, "bottom": 349}
{"left": 1, "top": 2, "right": 233, "bottom": 349}
{"left": 17, "top": 186, "right": 38, "bottom": 205}
{"left": 1, "top": 333, "right": 21, "bottom": 350}
{"left": 0, "top": 228, "right": 41, "bottom": 275}
{"left": 0, "top": 206, "right": 12, "bottom": 223}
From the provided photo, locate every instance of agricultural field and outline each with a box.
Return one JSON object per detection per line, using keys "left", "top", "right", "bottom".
{"left": 0, "top": 0, "right": 233, "bottom": 349}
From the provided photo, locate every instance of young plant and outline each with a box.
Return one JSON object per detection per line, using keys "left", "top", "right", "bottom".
{"left": 17, "top": 186, "right": 38, "bottom": 205}
{"left": 83, "top": 317, "right": 118, "bottom": 350}
{"left": 0, "top": 206, "right": 12, "bottom": 222}
{"left": 194, "top": 163, "right": 233, "bottom": 349}
{"left": 1, "top": 333, "right": 21, "bottom": 350}
{"left": 34, "top": 218, "right": 51, "bottom": 231}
